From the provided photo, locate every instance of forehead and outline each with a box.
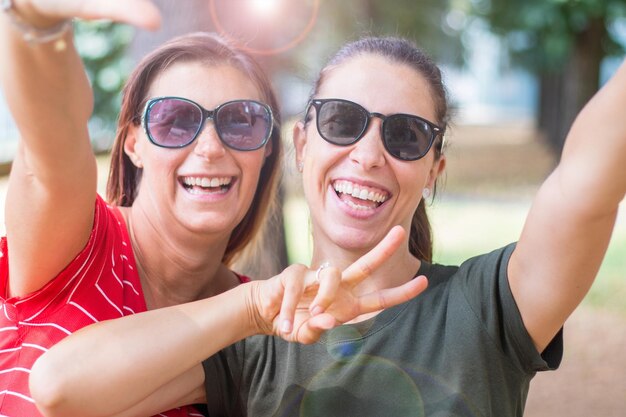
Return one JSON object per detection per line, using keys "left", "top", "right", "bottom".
{"left": 317, "top": 54, "right": 437, "bottom": 121}
{"left": 148, "top": 61, "right": 263, "bottom": 107}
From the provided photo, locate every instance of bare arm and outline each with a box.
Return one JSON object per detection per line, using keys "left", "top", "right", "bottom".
{"left": 509, "top": 59, "right": 626, "bottom": 352}
{"left": 30, "top": 226, "right": 428, "bottom": 417}
{"left": 0, "top": 0, "right": 160, "bottom": 297}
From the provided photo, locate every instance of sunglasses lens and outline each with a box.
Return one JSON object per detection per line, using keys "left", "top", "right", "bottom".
{"left": 317, "top": 101, "right": 367, "bottom": 145}
{"left": 146, "top": 98, "right": 202, "bottom": 147}
{"left": 216, "top": 101, "right": 272, "bottom": 151}
{"left": 384, "top": 115, "right": 434, "bottom": 160}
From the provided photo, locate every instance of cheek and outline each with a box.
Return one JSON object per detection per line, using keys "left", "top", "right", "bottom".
{"left": 396, "top": 166, "right": 428, "bottom": 201}
{"left": 238, "top": 153, "right": 266, "bottom": 192}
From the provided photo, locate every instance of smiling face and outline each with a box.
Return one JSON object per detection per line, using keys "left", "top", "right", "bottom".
{"left": 124, "top": 62, "right": 270, "bottom": 239}
{"left": 295, "top": 53, "right": 445, "bottom": 256}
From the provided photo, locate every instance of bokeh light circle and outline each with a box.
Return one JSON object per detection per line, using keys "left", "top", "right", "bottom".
{"left": 208, "top": 0, "right": 320, "bottom": 56}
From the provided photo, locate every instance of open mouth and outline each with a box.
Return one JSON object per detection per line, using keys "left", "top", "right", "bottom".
{"left": 332, "top": 180, "right": 390, "bottom": 210}
{"left": 180, "top": 176, "right": 233, "bottom": 195}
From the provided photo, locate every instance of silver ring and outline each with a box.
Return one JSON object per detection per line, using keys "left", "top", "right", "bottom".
{"left": 315, "top": 262, "right": 331, "bottom": 282}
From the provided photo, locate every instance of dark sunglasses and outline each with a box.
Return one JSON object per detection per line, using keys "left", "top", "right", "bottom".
{"left": 305, "top": 98, "right": 443, "bottom": 161}
{"left": 141, "top": 97, "right": 273, "bottom": 151}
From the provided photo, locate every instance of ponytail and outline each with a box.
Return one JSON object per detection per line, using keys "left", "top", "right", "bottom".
{"left": 409, "top": 202, "right": 433, "bottom": 262}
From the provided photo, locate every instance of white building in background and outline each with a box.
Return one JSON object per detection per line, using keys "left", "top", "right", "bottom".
{"left": 443, "top": 26, "right": 538, "bottom": 126}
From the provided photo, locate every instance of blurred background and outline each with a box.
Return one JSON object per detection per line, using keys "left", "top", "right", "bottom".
{"left": 0, "top": 0, "right": 624, "bottom": 415}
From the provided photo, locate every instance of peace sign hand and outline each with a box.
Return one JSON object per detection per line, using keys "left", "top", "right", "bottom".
{"left": 250, "top": 226, "right": 428, "bottom": 344}
{"left": 10, "top": 0, "right": 161, "bottom": 30}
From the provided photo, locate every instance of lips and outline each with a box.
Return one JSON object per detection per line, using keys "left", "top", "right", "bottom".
{"left": 332, "top": 180, "right": 389, "bottom": 210}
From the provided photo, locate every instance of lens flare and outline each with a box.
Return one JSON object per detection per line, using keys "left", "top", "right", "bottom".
{"left": 248, "top": 0, "right": 280, "bottom": 18}
{"left": 209, "top": 0, "right": 319, "bottom": 56}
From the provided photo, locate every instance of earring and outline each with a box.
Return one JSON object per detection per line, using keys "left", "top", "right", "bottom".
{"left": 422, "top": 188, "right": 431, "bottom": 200}
{"left": 297, "top": 161, "right": 304, "bottom": 172}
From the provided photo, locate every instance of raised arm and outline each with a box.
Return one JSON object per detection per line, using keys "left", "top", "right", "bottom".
{"left": 30, "top": 226, "right": 428, "bottom": 417}
{"left": 0, "top": 0, "right": 160, "bottom": 297}
{"left": 509, "top": 59, "right": 626, "bottom": 352}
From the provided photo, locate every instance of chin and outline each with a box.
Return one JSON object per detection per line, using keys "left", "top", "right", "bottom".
{"left": 327, "top": 226, "right": 381, "bottom": 253}
{"left": 183, "top": 215, "right": 238, "bottom": 236}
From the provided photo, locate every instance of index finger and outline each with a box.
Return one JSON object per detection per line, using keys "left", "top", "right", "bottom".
{"left": 341, "top": 226, "right": 406, "bottom": 285}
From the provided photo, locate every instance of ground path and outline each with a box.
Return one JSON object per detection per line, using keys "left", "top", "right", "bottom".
{"left": 525, "top": 306, "right": 626, "bottom": 416}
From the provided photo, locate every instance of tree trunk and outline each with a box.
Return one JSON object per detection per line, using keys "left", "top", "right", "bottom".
{"left": 538, "top": 18, "right": 606, "bottom": 157}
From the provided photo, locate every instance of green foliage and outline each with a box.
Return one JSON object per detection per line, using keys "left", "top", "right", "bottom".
{"left": 299, "top": 0, "right": 465, "bottom": 67}
{"left": 74, "top": 21, "right": 134, "bottom": 150}
{"left": 473, "top": 0, "right": 626, "bottom": 71}
{"left": 363, "top": 0, "right": 467, "bottom": 65}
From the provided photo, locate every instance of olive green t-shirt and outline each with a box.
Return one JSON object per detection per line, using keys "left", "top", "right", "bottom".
{"left": 204, "top": 244, "right": 562, "bottom": 417}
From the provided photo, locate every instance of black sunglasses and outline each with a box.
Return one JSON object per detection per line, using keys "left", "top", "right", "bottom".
{"left": 305, "top": 98, "right": 443, "bottom": 161}
{"left": 141, "top": 97, "right": 273, "bottom": 151}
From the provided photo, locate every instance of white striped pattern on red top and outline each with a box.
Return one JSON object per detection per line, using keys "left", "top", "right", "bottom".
{"left": 0, "top": 196, "right": 203, "bottom": 417}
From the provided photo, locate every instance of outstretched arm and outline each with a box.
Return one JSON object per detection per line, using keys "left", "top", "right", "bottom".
{"left": 0, "top": 0, "right": 160, "bottom": 297}
{"left": 509, "top": 59, "right": 626, "bottom": 352}
{"left": 30, "top": 226, "right": 428, "bottom": 417}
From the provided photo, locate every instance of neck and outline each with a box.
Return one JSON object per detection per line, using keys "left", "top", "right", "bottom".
{"left": 311, "top": 238, "right": 421, "bottom": 296}
{"left": 120, "top": 205, "right": 237, "bottom": 310}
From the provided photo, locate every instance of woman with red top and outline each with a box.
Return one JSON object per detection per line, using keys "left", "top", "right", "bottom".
{"left": 0, "top": 0, "right": 272, "bottom": 414}
{"left": 0, "top": 0, "right": 282, "bottom": 414}
{"left": 0, "top": 2, "right": 424, "bottom": 416}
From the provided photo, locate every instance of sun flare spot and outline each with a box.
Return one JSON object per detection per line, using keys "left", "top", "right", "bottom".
{"left": 248, "top": 0, "right": 281, "bottom": 18}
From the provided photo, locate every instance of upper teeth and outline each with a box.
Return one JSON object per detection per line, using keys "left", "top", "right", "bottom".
{"left": 333, "top": 180, "right": 388, "bottom": 203}
{"left": 182, "top": 176, "right": 232, "bottom": 187}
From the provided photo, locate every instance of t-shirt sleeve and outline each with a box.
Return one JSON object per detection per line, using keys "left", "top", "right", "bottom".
{"left": 457, "top": 243, "right": 563, "bottom": 374}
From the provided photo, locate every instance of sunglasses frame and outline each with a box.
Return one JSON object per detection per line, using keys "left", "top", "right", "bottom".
{"left": 141, "top": 96, "right": 274, "bottom": 151}
{"left": 305, "top": 98, "right": 443, "bottom": 161}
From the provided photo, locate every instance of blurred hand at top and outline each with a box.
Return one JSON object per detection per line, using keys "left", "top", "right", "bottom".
{"left": 11, "top": 0, "right": 161, "bottom": 30}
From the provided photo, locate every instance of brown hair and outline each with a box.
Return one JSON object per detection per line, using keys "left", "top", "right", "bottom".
{"left": 308, "top": 36, "right": 449, "bottom": 262}
{"left": 106, "top": 32, "right": 282, "bottom": 265}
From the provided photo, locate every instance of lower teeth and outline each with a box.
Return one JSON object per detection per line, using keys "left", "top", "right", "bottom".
{"left": 344, "top": 199, "right": 372, "bottom": 210}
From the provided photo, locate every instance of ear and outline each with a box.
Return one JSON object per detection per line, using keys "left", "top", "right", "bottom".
{"left": 123, "top": 127, "right": 144, "bottom": 168}
{"left": 426, "top": 155, "right": 446, "bottom": 190}
{"left": 293, "top": 121, "right": 308, "bottom": 170}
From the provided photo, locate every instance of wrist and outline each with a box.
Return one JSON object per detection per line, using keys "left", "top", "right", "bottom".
{"left": 242, "top": 281, "right": 274, "bottom": 336}
{"left": 2, "top": 0, "right": 72, "bottom": 46}
{"left": 5, "top": 0, "right": 61, "bottom": 27}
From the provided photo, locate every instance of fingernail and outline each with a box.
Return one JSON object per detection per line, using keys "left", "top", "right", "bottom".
{"left": 281, "top": 319, "right": 292, "bottom": 333}
{"left": 310, "top": 305, "right": 323, "bottom": 316}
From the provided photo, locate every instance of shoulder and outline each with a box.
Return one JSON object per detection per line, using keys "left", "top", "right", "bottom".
{"left": 424, "top": 243, "right": 517, "bottom": 287}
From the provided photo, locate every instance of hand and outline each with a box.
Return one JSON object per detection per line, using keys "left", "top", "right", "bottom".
{"left": 249, "top": 226, "right": 429, "bottom": 344}
{"left": 12, "top": 0, "right": 161, "bottom": 30}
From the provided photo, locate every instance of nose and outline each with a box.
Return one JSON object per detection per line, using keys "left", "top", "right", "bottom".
{"left": 193, "top": 121, "right": 227, "bottom": 160}
{"left": 348, "top": 118, "right": 386, "bottom": 170}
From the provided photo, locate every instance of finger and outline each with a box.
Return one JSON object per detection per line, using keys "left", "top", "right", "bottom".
{"left": 277, "top": 265, "right": 307, "bottom": 335}
{"left": 357, "top": 275, "right": 428, "bottom": 314}
{"left": 256, "top": 276, "right": 285, "bottom": 328}
{"left": 293, "top": 314, "right": 336, "bottom": 344}
{"left": 309, "top": 266, "right": 341, "bottom": 315}
{"left": 342, "top": 225, "right": 406, "bottom": 285}
{"left": 79, "top": 0, "right": 161, "bottom": 30}
{"left": 34, "top": 0, "right": 162, "bottom": 30}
